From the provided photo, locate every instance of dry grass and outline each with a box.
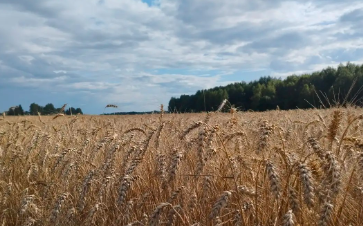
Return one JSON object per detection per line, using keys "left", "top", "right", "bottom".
{"left": 1, "top": 107, "right": 363, "bottom": 225}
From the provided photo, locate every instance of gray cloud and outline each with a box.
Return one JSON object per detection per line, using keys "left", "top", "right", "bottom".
{"left": 241, "top": 32, "right": 311, "bottom": 54}
{"left": 338, "top": 7, "right": 363, "bottom": 37}
{"left": 174, "top": 0, "right": 287, "bottom": 27}
{"left": 0, "top": 0, "right": 65, "bottom": 18}
{"left": 270, "top": 55, "right": 327, "bottom": 73}
{"left": 340, "top": 8, "right": 363, "bottom": 22}
{"left": 191, "top": 22, "right": 280, "bottom": 45}
{"left": 323, "top": 48, "right": 363, "bottom": 62}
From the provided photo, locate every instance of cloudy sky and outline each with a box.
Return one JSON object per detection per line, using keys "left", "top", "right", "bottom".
{"left": 0, "top": 0, "right": 363, "bottom": 114}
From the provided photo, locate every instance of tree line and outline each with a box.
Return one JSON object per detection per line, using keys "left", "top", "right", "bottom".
{"left": 168, "top": 63, "right": 363, "bottom": 112}
{"left": 5, "top": 103, "right": 83, "bottom": 115}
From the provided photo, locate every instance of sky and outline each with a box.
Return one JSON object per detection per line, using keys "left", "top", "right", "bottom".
{"left": 0, "top": 0, "right": 363, "bottom": 114}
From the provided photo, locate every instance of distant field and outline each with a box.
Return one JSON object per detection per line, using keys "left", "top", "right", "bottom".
{"left": 0, "top": 108, "right": 362, "bottom": 225}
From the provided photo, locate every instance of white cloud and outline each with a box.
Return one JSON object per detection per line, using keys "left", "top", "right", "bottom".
{"left": 53, "top": 70, "right": 67, "bottom": 74}
{"left": 0, "top": 0, "right": 363, "bottom": 113}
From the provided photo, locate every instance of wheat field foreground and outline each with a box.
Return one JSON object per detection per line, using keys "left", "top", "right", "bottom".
{"left": 1, "top": 108, "right": 363, "bottom": 226}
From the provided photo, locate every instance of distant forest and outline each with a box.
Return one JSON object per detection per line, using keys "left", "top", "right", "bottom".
{"left": 168, "top": 63, "right": 363, "bottom": 112}
{"left": 5, "top": 103, "right": 83, "bottom": 116}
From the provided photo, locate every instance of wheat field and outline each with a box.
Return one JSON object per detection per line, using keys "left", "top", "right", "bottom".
{"left": 0, "top": 107, "right": 363, "bottom": 226}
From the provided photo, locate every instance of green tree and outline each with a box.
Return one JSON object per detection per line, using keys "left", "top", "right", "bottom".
{"left": 7, "top": 105, "right": 24, "bottom": 115}
{"left": 75, "top": 108, "right": 83, "bottom": 114}
{"left": 298, "top": 84, "right": 314, "bottom": 108}
{"left": 7, "top": 106, "right": 16, "bottom": 115}
{"left": 43, "top": 103, "right": 56, "bottom": 114}
{"left": 65, "top": 107, "right": 76, "bottom": 115}
{"left": 251, "top": 83, "right": 263, "bottom": 109}
{"left": 15, "top": 105, "right": 24, "bottom": 115}
{"left": 168, "top": 97, "right": 177, "bottom": 112}
{"left": 29, "top": 103, "right": 41, "bottom": 115}
{"left": 168, "top": 63, "right": 363, "bottom": 112}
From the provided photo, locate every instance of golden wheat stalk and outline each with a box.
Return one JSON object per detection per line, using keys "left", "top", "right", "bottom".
{"left": 59, "top": 104, "right": 67, "bottom": 113}
{"left": 209, "top": 191, "right": 232, "bottom": 219}
{"left": 53, "top": 113, "right": 64, "bottom": 120}
{"left": 216, "top": 99, "right": 228, "bottom": 112}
